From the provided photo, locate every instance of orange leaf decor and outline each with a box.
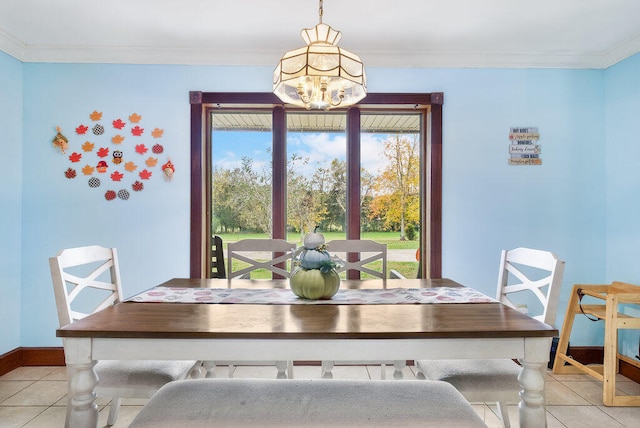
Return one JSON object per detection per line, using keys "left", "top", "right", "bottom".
{"left": 145, "top": 157, "right": 158, "bottom": 167}
{"left": 110, "top": 171, "right": 124, "bottom": 181}
{"left": 112, "top": 134, "right": 125, "bottom": 144}
{"left": 112, "top": 118, "right": 126, "bottom": 129}
{"left": 139, "top": 169, "right": 153, "bottom": 180}
{"left": 135, "top": 144, "right": 148, "bottom": 154}
{"left": 60, "top": 111, "right": 173, "bottom": 200}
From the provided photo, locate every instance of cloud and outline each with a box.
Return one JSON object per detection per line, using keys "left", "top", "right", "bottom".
{"left": 214, "top": 130, "right": 398, "bottom": 178}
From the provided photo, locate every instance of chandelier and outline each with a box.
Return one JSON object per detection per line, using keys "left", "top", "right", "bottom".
{"left": 273, "top": 0, "right": 367, "bottom": 110}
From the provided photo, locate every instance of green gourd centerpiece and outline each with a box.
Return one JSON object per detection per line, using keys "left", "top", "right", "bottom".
{"left": 290, "top": 227, "right": 341, "bottom": 300}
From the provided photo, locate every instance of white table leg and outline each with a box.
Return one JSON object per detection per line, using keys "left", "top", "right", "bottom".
{"left": 519, "top": 338, "right": 551, "bottom": 428}
{"left": 67, "top": 361, "right": 99, "bottom": 428}
{"left": 275, "top": 360, "right": 289, "bottom": 379}
{"left": 202, "top": 361, "right": 217, "bottom": 378}
{"left": 393, "top": 360, "right": 406, "bottom": 380}
{"left": 63, "top": 338, "right": 98, "bottom": 428}
{"left": 321, "top": 360, "right": 334, "bottom": 379}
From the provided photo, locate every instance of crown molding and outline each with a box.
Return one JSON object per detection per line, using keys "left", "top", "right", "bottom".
{"left": 0, "top": 29, "right": 25, "bottom": 60}
{"left": 2, "top": 32, "right": 639, "bottom": 70}
{"left": 602, "top": 33, "right": 640, "bottom": 68}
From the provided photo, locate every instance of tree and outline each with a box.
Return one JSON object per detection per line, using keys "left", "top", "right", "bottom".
{"left": 234, "top": 157, "right": 271, "bottom": 233}
{"left": 212, "top": 157, "right": 271, "bottom": 234}
{"left": 212, "top": 167, "right": 241, "bottom": 232}
{"left": 371, "top": 134, "right": 420, "bottom": 240}
{"left": 287, "top": 154, "right": 324, "bottom": 240}
{"left": 323, "top": 159, "right": 347, "bottom": 231}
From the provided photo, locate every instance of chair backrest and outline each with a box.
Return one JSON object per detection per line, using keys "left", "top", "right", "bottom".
{"left": 211, "top": 235, "right": 226, "bottom": 279}
{"left": 325, "top": 240, "right": 387, "bottom": 284}
{"left": 49, "top": 245, "right": 123, "bottom": 327}
{"left": 227, "top": 239, "right": 297, "bottom": 281}
{"left": 496, "top": 247, "right": 565, "bottom": 326}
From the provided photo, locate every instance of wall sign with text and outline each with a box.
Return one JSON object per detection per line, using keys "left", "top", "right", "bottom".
{"left": 509, "top": 127, "right": 541, "bottom": 165}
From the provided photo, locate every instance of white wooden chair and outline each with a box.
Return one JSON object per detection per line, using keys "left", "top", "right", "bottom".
{"left": 319, "top": 239, "right": 397, "bottom": 379}
{"left": 49, "top": 245, "right": 201, "bottom": 426}
{"left": 216, "top": 238, "right": 296, "bottom": 378}
{"left": 227, "top": 238, "right": 297, "bottom": 280}
{"left": 415, "top": 247, "right": 565, "bottom": 427}
{"left": 327, "top": 239, "right": 387, "bottom": 283}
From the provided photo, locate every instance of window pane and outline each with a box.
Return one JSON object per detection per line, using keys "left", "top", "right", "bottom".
{"left": 286, "top": 112, "right": 347, "bottom": 244}
{"left": 210, "top": 111, "right": 273, "bottom": 277}
{"left": 361, "top": 113, "right": 421, "bottom": 279}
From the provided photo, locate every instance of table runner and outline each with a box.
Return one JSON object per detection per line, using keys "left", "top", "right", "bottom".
{"left": 126, "top": 286, "right": 495, "bottom": 305}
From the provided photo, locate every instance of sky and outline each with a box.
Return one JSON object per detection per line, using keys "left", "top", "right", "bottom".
{"left": 212, "top": 129, "right": 392, "bottom": 178}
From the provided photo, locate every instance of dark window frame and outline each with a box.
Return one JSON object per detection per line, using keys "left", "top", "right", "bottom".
{"left": 189, "top": 91, "right": 443, "bottom": 279}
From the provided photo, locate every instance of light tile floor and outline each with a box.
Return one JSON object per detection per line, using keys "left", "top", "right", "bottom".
{"left": 1, "top": 365, "right": 639, "bottom": 427}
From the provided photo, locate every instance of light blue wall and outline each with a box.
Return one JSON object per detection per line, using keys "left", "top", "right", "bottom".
{"left": 20, "top": 63, "right": 272, "bottom": 346}
{"left": 374, "top": 67, "right": 607, "bottom": 346}
{"left": 605, "top": 53, "right": 640, "bottom": 356}
{"left": 0, "top": 51, "right": 23, "bottom": 354}
{"left": 4, "top": 54, "right": 636, "bottom": 354}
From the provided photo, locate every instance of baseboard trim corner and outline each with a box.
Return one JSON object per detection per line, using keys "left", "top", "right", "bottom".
{"left": 0, "top": 347, "right": 65, "bottom": 376}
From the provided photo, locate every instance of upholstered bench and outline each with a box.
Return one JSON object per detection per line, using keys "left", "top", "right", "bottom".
{"left": 129, "top": 378, "right": 486, "bottom": 427}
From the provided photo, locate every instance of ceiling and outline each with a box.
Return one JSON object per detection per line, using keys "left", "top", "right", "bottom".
{"left": 1, "top": 0, "right": 639, "bottom": 69}
{"left": 213, "top": 112, "right": 420, "bottom": 133}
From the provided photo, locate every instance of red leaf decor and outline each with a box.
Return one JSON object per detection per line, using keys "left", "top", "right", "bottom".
{"left": 139, "top": 169, "right": 152, "bottom": 180}
{"left": 110, "top": 171, "right": 124, "bottom": 182}
{"left": 61, "top": 110, "right": 173, "bottom": 201}
{"left": 112, "top": 119, "right": 126, "bottom": 129}
{"left": 135, "top": 144, "right": 148, "bottom": 155}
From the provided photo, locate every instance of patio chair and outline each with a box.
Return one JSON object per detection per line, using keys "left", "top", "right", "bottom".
{"left": 49, "top": 245, "right": 201, "bottom": 426}
{"left": 210, "top": 235, "right": 226, "bottom": 278}
{"left": 415, "top": 247, "right": 565, "bottom": 427}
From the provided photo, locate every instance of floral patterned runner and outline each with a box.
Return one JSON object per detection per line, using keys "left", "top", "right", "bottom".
{"left": 126, "top": 286, "right": 495, "bottom": 304}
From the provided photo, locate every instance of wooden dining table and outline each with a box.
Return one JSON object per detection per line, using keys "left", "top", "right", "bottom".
{"left": 57, "top": 277, "right": 556, "bottom": 428}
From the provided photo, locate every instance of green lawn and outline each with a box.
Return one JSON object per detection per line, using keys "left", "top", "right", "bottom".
{"left": 217, "top": 231, "right": 419, "bottom": 250}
